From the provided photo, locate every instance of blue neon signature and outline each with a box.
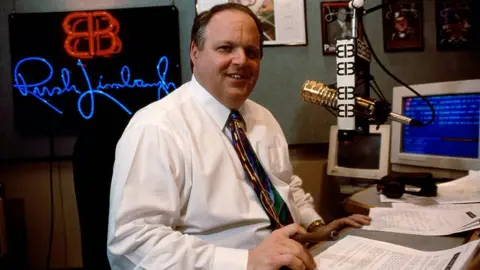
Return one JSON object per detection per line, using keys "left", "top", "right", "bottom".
{"left": 13, "top": 56, "right": 176, "bottom": 119}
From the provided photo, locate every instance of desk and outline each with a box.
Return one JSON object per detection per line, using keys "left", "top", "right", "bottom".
{"left": 311, "top": 186, "right": 479, "bottom": 260}
{"left": 343, "top": 186, "right": 389, "bottom": 216}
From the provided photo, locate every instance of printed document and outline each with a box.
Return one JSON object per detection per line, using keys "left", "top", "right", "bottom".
{"left": 315, "top": 236, "right": 480, "bottom": 270}
{"left": 361, "top": 207, "right": 480, "bottom": 235}
{"left": 392, "top": 202, "right": 480, "bottom": 211}
{"left": 379, "top": 193, "right": 437, "bottom": 204}
{"left": 434, "top": 173, "right": 480, "bottom": 204}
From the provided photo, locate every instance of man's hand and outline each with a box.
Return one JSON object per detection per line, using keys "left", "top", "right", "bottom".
{"left": 247, "top": 223, "right": 317, "bottom": 270}
{"left": 291, "top": 215, "right": 371, "bottom": 247}
{"left": 324, "top": 214, "right": 371, "bottom": 232}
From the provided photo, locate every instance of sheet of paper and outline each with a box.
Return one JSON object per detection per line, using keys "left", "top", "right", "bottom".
{"left": 196, "top": 0, "right": 228, "bottom": 13}
{"left": 362, "top": 207, "right": 480, "bottom": 235}
{"left": 379, "top": 193, "right": 437, "bottom": 204}
{"left": 391, "top": 202, "right": 480, "bottom": 210}
{"left": 315, "top": 236, "right": 480, "bottom": 270}
{"left": 469, "top": 170, "right": 480, "bottom": 175}
{"left": 435, "top": 174, "right": 480, "bottom": 204}
{"left": 390, "top": 203, "right": 480, "bottom": 232}
{"left": 458, "top": 222, "right": 480, "bottom": 232}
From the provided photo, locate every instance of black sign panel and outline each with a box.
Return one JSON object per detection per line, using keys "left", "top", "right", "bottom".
{"left": 8, "top": 6, "right": 181, "bottom": 135}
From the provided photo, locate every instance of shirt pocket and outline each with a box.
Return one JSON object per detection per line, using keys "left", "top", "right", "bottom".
{"left": 267, "top": 145, "right": 292, "bottom": 182}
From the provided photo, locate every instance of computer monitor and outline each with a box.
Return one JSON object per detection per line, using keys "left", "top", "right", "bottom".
{"left": 390, "top": 79, "right": 480, "bottom": 172}
{"left": 327, "top": 125, "right": 391, "bottom": 179}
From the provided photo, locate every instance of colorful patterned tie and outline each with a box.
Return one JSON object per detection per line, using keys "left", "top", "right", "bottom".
{"left": 228, "top": 110, "right": 294, "bottom": 230}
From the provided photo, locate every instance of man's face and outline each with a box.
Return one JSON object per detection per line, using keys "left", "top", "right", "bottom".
{"left": 338, "top": 8, "right": 347, "bottom": 22}
{"left": 190, "top": 10, "right": 261, "bottom": 109}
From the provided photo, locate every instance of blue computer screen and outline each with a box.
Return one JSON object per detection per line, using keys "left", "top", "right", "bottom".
{"left": 402, "top": 93, "right": 480, "bottom": 159}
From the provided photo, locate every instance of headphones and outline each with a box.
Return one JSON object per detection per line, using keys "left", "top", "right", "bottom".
{"left": 377, "top": 172, "right": 438, "bottom": 199}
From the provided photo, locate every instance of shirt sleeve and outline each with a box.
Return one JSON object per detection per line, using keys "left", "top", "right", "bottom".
{"left": 107, "top": 120, "right": 248, "bottom": 270}
{"left": 289, "top": 174, "right": 324, "bottom": 228}
{"left": 262, "top": 108, "right": 324, "bottom": 228}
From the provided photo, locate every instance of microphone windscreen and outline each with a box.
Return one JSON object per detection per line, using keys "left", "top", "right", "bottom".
{"left": 349, "top": 0, "right": 365, "bottom": 9}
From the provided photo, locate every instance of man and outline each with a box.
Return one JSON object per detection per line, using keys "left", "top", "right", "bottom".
{"left": 327, "top": 8, "right": 352, "bottom": 46}
{"left": 107, "top": 3, "right": 370, "bottom": 270}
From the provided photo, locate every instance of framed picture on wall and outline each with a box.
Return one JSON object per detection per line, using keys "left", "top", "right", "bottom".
{"left": 196, "top": 0, "right": 307, "bottom": 46}
{"left": 382, "top": 0, "right": 424, "bottom": 52}
{"left": 435, "top": 0, "right": 474, "bottom": 51}
{"left": 321, "top": 1, "right": 362, "bottom": 55}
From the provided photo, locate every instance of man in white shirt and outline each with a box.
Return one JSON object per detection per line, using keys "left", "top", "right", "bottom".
{"left": 107, "top": 3, "right": 370, "bottom": 270}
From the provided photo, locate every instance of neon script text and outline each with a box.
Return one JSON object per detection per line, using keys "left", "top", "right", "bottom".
{"left": 13, "top": 56, "right": 176, "bottom": 119}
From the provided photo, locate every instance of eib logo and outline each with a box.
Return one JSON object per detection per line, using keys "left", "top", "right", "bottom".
{"left": 62, "top": 11, "right": 122, "bottom": 59}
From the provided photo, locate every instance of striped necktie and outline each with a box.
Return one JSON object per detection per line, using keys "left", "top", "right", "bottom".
{"left": 228, "top": 110, "right": 293, "bottom": 230}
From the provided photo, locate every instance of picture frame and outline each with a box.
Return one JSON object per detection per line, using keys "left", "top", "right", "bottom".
{"left": 382, "top": 0, "right": 424, "bottom": 52}
{"left": 435, "top": 0, "right": 474, "bottom": 51}
{"left": 195, "top": 0, "right": 307, "bottom": 46}
{"left": 320, "top": 1, "right": 363, "bottom": 55}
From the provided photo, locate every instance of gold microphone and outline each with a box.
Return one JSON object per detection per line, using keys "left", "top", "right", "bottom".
{"left": 301, "top": 80, "right": 422, "bottom": 126}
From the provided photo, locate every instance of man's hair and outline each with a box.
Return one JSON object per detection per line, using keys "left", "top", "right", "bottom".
{"left": 190, "top": 3, "right": 264, "bottom": 70}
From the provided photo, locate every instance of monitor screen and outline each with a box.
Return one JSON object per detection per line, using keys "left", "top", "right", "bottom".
{"left": 391, "top": 80, "right": 480, "bottom": 172}
{"left": 327, "top": 125, "right": 390, "bottom": 180}
{"left": 337, "top": 134, "right": 381, "bottom": 169}
{"left": 402, "top": 93, "right": 480, "bottom": 159}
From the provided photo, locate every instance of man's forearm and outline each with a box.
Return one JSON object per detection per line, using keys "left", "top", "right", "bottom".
{"left": 288, "top": 175, "right": 323, "bottom": 227}
{"left": 108, "top": 224, "right": 248, "bottom": 270}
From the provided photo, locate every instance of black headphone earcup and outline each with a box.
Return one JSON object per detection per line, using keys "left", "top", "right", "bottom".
{"left": 382, "top": 180, "right": 405, "bottom": 199}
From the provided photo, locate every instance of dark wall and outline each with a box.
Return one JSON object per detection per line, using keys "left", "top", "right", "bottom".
{"left": 0, "top": 0, "right": 479, "bottom": 159}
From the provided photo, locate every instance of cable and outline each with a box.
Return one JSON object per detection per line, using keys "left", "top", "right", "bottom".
{"left": 371, "top": 77, "right": 386, "bottom": 101}
{"left": 325, "top": 107, "right": 337, "bottom": 118}
{"left": 57, "top": 160, "right": 69, "bottom": 266}
{"left": 359, "top": 16, "right": 436, "bottom": 126}
{"left": 369, "top": 77, "right": 386, "bottom": 101}
{"left": 46, "top": 132, "right": 55, "bottom": 269}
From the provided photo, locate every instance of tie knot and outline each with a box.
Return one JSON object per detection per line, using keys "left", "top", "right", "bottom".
{"left": 228, "top": 110, "right": 246, "bottom": 130}
{"left": 230, "top": 110, "right": 242, "bottom": 121}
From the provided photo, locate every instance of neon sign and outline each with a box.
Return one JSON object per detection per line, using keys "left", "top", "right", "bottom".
{"left": 13, "top": 56, "right": 176, "bottom": 119}
{"left": 62, "top": 11, "right": 122, "bottom": 59}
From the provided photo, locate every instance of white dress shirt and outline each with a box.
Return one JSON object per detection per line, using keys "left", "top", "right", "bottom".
{"left": 107, "top": 75, "right": 323, "bottom": 270}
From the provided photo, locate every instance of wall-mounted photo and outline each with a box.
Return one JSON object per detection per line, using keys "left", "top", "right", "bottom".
{"left": 196, "top": 0, "right": 307, "bottom": 46}
{"left": 435, "top": 0, "right": 474, "bottom": 51}
{"left": 321, "top": 1, "right": 362, "bottom": 55}
{"left": 382, "top": 0, "right": 424, "bottom": 52}
{"left": 227, "top": 0, "right": 276, "bottom": 41}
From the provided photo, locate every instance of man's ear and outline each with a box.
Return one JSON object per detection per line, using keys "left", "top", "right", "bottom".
{"left": 190, "top": 41, "right": 198, "bottom": 66}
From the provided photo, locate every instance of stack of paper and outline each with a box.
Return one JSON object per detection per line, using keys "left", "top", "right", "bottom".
{"left": 374, "top": 170, "right": 480, "bottom": 235}
{"left": 361, "top": 207, "right": 480, "bottom": 236}
{"left": 435, "top": 172, "right": 480, "bottom": 204}
{"left": 392, "top": 202, "right": 479, "bottom": 211}
{"left": 379, "top": 170, "right": 480, "bottom": 205}
{"left": 314, "top": 235, "right": 480, "bottom": 270}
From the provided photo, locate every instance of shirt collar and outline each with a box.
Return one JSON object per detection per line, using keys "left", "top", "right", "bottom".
{"left": 190, "top": 75, "right": 247, "bottom": 131}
